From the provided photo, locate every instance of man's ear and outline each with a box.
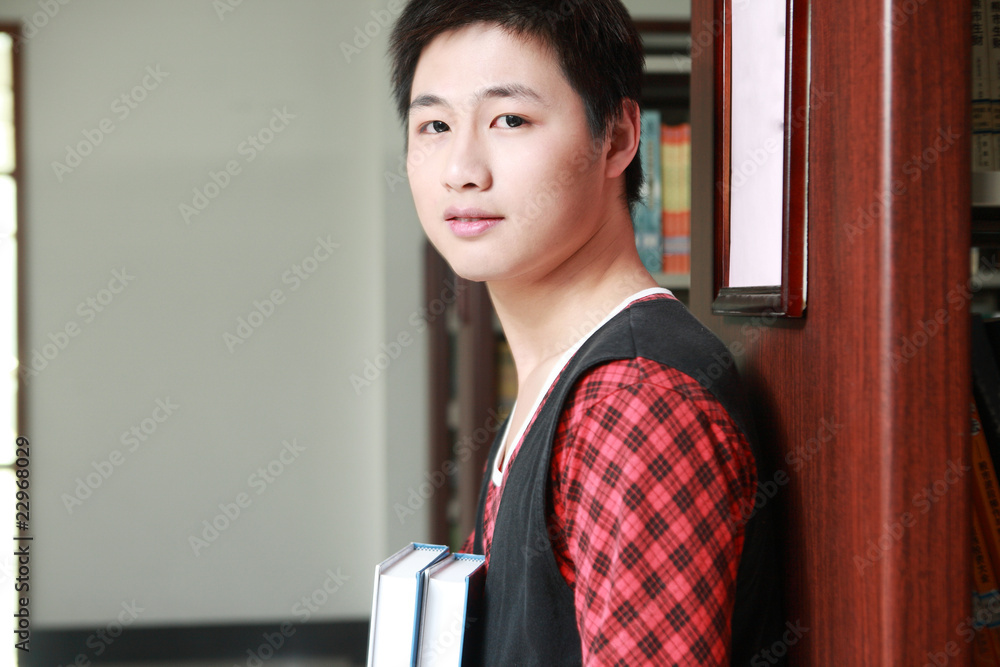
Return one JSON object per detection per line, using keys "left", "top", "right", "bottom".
{"left": 604, "top": 99, "right": 641, "bottom": 180}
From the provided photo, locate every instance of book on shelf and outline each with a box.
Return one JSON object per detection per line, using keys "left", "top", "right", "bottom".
{"left": 984, "top": 316, "right": 1000, "bottom": 364}
{"left": 988, "top": 0, "right": 1000, "bottom": 170}
{"left": 416, "top": 552, "right": 486, "bottom": 667}
{"left": 976, "top": 630, "right": 1000, "bottom": 667}
{"left": 972, "top": 399, "right": 1000, "bottom": 575}
{"left": 367, "top": 543, "right": 449, "bottom": 667}
{"left": 368, "top": 544, "right": 485, "bottom": 667}
{"left": 972, "top": 510, "right": 1000, "bottom": 663}
{"left": 973, "top": 315, "right": 1000, "bottom": 469}
{"left": 635, "top": 109, "right": 663, "bottom": 274}
{"left": 661, "top": 123, "right": 691, "bottom": 274}
{"left": 971, "top": 313, "right": 1000, "bottom": 665}
{"left": 975, "top": 0, "right": 995, "bottom": 171}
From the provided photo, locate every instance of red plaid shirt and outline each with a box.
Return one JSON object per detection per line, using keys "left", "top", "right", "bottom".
{"left": 467, "top": 302, "right": 757, "bottom": 665}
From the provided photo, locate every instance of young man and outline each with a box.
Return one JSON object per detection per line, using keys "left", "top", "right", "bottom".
{"left": 389, "top": 2, "right": 785, "bottom": 664}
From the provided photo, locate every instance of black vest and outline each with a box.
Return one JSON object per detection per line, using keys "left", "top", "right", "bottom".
{"left": 472, "top": 298, "right": 785, "bottom": 666}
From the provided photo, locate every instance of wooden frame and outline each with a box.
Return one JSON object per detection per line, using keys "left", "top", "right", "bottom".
{"left": 712, "top": 0, "right": 809, "bottom": 317}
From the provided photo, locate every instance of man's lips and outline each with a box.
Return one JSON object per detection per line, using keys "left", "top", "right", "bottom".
{"left": 444, "top": 208, "right": 504, "bottom": 237}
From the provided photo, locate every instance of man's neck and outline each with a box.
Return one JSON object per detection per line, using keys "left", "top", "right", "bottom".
{"left": 487, "top": 212, "right": 659, "bottom": 385}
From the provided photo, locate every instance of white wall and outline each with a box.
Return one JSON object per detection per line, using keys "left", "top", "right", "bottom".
{"left": 7, "top": 0, "right": 435, "bottom": 627}
{"left": 625, "top": 0, "right": 690, "bottom": 19}
{"left": 0, "top": 0, "right": 688, "bottom": 630}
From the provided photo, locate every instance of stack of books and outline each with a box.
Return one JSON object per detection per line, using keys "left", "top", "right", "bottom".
{"left": 367, "top": 543, "right": 486, "bottom": 667}
{"left": 969, "top": 315, "right": 1000, "bottom": 664}
{"left": 633, "top": 110, "right": 691, "bottom": 276}
{"left": 974, "top": 0, "right": 1000, "bottom": 172}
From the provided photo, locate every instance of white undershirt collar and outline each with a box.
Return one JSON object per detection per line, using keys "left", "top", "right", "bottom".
{"left": 490, "top": 287, "right": 671, "bottom": 486}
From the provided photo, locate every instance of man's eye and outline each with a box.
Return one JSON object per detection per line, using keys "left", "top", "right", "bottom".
{"left": 424, "top": 120, "right": 449, "bottom": 133}
{"left": 495, "top": 115, "right": 526, "bottom": 129}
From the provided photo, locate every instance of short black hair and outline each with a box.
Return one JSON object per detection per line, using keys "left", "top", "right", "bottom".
{"left": 388, "top": 0, "right": 645, "bottom": 208}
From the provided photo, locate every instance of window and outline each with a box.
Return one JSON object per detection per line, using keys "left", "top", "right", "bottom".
{"left": 0, "top": 24, "right": 20, "bottom": 667}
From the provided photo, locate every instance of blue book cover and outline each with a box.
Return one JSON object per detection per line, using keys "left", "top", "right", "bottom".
{"left": 634, "top": 110, "right": 663, "bottom": 274}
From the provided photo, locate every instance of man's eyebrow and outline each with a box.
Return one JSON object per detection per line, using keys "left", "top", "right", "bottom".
{"left": 408, "top": 83, "right": 546, "bottom": 116}
{"left": 409, "top": 93, "right": 449, "bottom": 114}
{"left": 474, "top": 84, "right": 546, "bottom": 106}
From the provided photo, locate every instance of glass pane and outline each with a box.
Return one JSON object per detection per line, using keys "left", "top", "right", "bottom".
{"left": 0, "top": 33, "right": 11, "bottom": 89}
{"left": 0, "top": 376, "right": 13, "bottom": 465}
{"left": 0, "top": 89, "right": 10, "bottom": 127}
{"left": 0, "top": 177, "right": 14, "bottom": 235}
{"left": 0, "top": 123, "right": 14, "bottom": 174}
{"left": 0, "top": 33, "right": 10, "bottom": 173}
{"left": 729, "top": 0, "right": 786, "bottom": 287}
{"left": 0, "top": 223, "right": 13, "bottom": 466}
{"left": 0, "top": 34, "right": 19, "bottom": 667}
{"left": 0, "top": 237, "right": 13, "bottom": 366}
{"left": 0, "top": 470, "right": 18, "bottom": 666}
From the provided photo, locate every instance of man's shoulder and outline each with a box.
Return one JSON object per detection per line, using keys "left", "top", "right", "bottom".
{"left": 563, "top": 355, "right": 727, "bottom": 423}
{"left": 565, "top": 295, "right": 755, "bottom": 443}
{"left": 624, "top": 297, "right": 731, "bottom": 359}
{"left": 574, "top": 296, "right": 738, "bottom": 389}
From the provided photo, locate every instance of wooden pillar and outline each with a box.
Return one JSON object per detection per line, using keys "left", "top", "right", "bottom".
{"left": 690, "top": 0, "right": 972, "bottom": 663}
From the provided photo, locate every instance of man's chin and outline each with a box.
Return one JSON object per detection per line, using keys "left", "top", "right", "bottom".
{"left": 448, "top": 265, "right": 491, "bottom": 284}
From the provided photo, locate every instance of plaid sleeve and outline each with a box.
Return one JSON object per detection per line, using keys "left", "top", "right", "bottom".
{"left": 549, "top": 358, "right": 757, "bottom": 666}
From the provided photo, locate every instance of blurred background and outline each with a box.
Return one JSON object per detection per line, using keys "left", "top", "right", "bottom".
{"left": 0, "top": 0, "right": 688, "bottom": 663}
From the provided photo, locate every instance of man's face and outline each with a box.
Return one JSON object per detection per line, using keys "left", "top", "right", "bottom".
{"left": 406, "top": 23, "right": 614, "bottom": 284}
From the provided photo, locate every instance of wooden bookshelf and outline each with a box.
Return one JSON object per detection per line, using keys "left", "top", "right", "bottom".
{"left": 974, "top": 206, "right": 1000, "bottom": 247}
{"left": 637, "top": 20, "right": 693, "bottom": 295}
{"left": 424, "top": 245, "right": 498, "bottom": 548}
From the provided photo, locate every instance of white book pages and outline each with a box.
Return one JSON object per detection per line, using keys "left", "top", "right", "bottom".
{"left": 369, "top": 545, "right": 448, "bottom": 667}
{"left": 417, "top": 555, "right": 485, "bottom": 667}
